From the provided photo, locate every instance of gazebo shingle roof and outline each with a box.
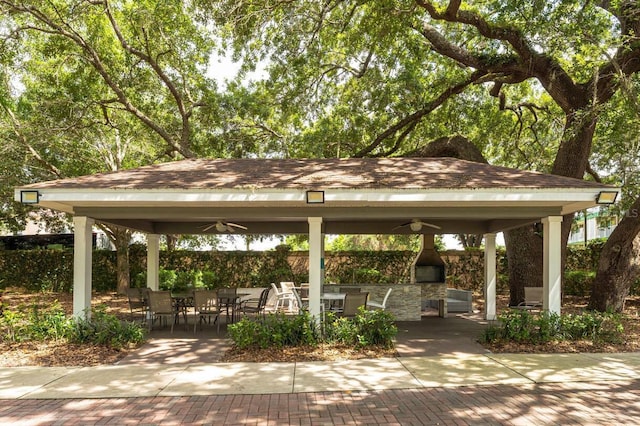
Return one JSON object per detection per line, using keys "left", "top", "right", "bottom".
{"left": 26, "top": 157, "right": 608, "bottom": 191}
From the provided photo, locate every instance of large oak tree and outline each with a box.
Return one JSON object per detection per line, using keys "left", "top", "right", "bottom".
{"left": 207, "top": 0, "right": 640, "bottom": 311}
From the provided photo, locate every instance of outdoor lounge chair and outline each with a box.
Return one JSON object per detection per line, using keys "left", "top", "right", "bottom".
{"left": 515, "top": 287, "right": 543, "bottom": 311}
{"left": 271, "top": 282, "right": 295, "bottom": 312}
{"left": 367, "top": 288, "right": 392, "bottom": 311}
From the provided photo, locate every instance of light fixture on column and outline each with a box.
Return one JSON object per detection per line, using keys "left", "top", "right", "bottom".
{"left": 596, "top": 191, "right": 618, "bottom": 205}
{"left": 20, "top": 190, "right": 40, "bottom": 204}
{"left": 306, "top": 190, "right": 325, "bottom": 204}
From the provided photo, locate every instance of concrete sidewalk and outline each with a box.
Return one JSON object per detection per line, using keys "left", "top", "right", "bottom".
{"left": 0, "top": 351, "right": 638, "bottom": 400}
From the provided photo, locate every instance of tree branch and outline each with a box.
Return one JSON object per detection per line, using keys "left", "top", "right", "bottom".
{"left": 1, "top": 0, "right": 194, "bottom": 158}
{"left": 353, "top": 71, "right": 485, "bottom": 157}
{"left": 102, "top": 0, "right": 194, "bottom": 156}
{"left": 414, "top": 0, "right": 584, "bottom": 112}
{"left": 1, "top": 103, "right": 64, "bottom": 179}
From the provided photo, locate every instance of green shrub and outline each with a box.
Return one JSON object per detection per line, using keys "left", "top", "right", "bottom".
{"left": 481, "top": 309, "right": 624, "bottom": 345}
{"left": 0, "top": 307, "right": 27, "bottom": 342}
{"left": 70, "top": 305, "right": 146, "bottom": 349}
{"left": 0, "top": 302, "right": 146, "bottom": 348}
{"left": 323, "top": 313, "right": 358, "bottom": 345}
{"left": 228, "top": 308, "right": 397, "bottom": 351}
{"left": 0, "top": 301, "right": 73, "bottom": 342}
{"left": 25, "top": 301, "right": 73, "bottom": 341}
{"left": 228, "top": 311, "right": 319, "bottom": 349}
{"left": 324, "top": 307, "right": 397, "bottom": 348}
{"left": 158, "top": 269, "right": 177, "bottom": 290}
{"left": 564, "top": 270, "right": 595, "bottom": 296}
{"left": 200, "top": 271, "right": 218, "bottom": 289}
{"left": 352, "top": 308, "right": 398, "bottom": 347}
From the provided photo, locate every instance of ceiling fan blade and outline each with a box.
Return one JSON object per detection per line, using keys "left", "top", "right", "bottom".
{"left": 226, "top": 222, "right": 248, "bottom": 230}
{"left": 201, "top": 223, "right": 216, "bottom": 232}
{"left": 420, "top": 222, "right": 442, "bottom": 230}
{"left": 392, "top": 221, "right": 412, "bottom": 231}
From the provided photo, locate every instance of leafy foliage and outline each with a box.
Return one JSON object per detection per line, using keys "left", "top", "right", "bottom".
{"left": 228, "top": 311, "right": 318, "bottom": 349}
{"left": 0, "top": 244, "right": 610, "bottom": 294}
{"left": 0, "top": 302, "right": 146, "bottom": 349}
{"left": 323, "top": 307, "right": 397, "bottom": 348}
{"left": 481, "top": 309, "right": 624, "bottom": 345}
{"left": 70, "top": 305, "right": 146, "bottom": 349}
{"left": 228, "top": 307, "right": 397, "bottom": 350}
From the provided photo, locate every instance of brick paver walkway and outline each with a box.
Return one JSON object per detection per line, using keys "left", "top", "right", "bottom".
{"left": 1, "top": 379, "right": 638, "bottom": 425}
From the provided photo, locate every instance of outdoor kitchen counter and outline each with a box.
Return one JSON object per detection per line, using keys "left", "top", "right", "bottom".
{"left": 324, "top": 283, "right": 422, "bottom": 321}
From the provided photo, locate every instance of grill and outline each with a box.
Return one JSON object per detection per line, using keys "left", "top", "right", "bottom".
{"left": 411, "top": 234, "right": 445, "bottom": 284}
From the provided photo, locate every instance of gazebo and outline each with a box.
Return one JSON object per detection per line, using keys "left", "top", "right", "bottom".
{"left": 15, "top": 157, "right": 618, "bottom": 320}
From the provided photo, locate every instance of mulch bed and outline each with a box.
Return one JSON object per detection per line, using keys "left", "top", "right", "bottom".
{"left": 0, "top": 289, "right": 638, "bottom": 366}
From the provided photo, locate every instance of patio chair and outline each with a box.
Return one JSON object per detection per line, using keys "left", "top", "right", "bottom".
{"left": 147, "top": 290, "right": 178, "bottom": 333}
{"left": 299, "top": 283, "right": 310, "bottom": 306}
{"left": 515, "top": 287, "right": 543, "bottom": 311}
{"left": 193, "top": 290, "right": 221, "bottom": 333}
{"left": 340, "top": 292, "right": 369, "bottom": 317}
{"left": 125, "top": 287, "right": 147, "bottom": 323}
{"left": 271, "top": 282, "right": 295, "bottom": 312}
{"left": 291, "top": 287, "right": 305, "bottom": 314}
{"left": 217, "top": 287, "right": 238, "bottom": 323}
{"left": 241, "top": 287, "right": 271, "bottom": 319}
{"left": 367, "top": 288, "right": 392, "bottom": 311}
{"left": 334, "top": 287, "right": 361, "bottom": 311}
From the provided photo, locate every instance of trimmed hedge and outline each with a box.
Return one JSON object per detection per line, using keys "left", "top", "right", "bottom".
{"left": 0, "top": 244, "right": 609, "bottom": 294}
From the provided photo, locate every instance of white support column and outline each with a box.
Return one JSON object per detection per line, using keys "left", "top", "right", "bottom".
{"left": 73, "top": 216, "right": 94, "bottom": 318}
{"left": 484, "top": 233, "right": 497, "bottom": 321}
{"left": 308, "top": 217, "right": 323, "bottom": 320}
{"left": 542, "top": 216, "right": 563, "bottom": 314}
{"left": 147, "top": 234, "right": 160, "bottom": 290}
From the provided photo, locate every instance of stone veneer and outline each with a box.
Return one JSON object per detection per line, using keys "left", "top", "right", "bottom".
{"left": 420, "top": 282, "right": 447, "bottom": 318}
{"left": 324, "top": 284, "right": 422, "bottom": 321}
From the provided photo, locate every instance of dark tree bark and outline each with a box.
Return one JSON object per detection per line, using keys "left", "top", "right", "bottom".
{"left": 405, "top": 135, "right": 488, "bottom": 163}
{"left": 504, "top": 227, "right": 543, "bottom": 305}
{"left": 459, "top": 233, "right": 483, "bottom": 249}
{"left": 113, "top": 227, "right": 132, "bottom": 295}
{"left": 589, "top": 197, "right": 640, "bottom": 312}
{"left": 166, "top": 235, "right": 178, "bottom": 252}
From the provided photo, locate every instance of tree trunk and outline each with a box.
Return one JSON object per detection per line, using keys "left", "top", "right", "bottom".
{"left": 589, "top": 196, "right": 640, "bottom": 312}
{"left": 458, "top": 233, "right": 483, "bottom": 248}
{"left": 505, "top": 111, "right": 596, "bottom": 305}
{"left": 113, "top": 227, "right": 132, "bottom": 295}
{"left": 504, "top": 226, "right": 543, "bottom": 306}
{"left": 166, "top": 235, "right": 177, "bottom": 251}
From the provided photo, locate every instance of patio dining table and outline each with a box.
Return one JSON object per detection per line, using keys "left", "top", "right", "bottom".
{"left": 171, "top": 293, "right": 194, "bottom": 325}
{"left": 321, "top": 292, "right": 346, "bottom": 313}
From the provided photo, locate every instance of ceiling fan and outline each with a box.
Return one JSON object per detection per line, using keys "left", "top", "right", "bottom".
{"left": 393, "top": 218, "right": 441, "bottom": 232}
{"left": 201, "top": 221, "right": 248, "bottom": 233}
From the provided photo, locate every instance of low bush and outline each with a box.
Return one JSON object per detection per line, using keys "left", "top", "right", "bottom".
{"left": 0, "top": 301, "right": 73, "bottom": 342}
{"left": 228, "top": 308, "right": 397, "bottom": 350}
{"left": 228, "top": 310, "right": 319, "bottom": 349}
{"left": 564, "top": 270, "right": 595, "bottom": 296}
{"left": 324, "top": 307, "right": 397, "bottom": 348}
{"left": 0, "top": 302, "right": 146, "bottom": 349}
{"left": 480, "top": 309, "right": 624, "bottom": 345}
{"left": 70, "top": 305, "right": 147, "bottom": 349}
